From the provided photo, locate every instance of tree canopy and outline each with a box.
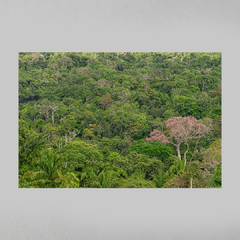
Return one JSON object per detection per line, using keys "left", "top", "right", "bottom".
{"left": 19, "top": 52, "right": 222, "bottom": 188}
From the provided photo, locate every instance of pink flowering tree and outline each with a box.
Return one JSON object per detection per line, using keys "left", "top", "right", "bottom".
{"left": 146, "top": 129, "right": 169, "bottom": 144}
{"left": 147, "top": 116, "right": 210, "bottom": 166}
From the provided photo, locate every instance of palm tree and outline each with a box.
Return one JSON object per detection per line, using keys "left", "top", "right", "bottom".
{"left": 20, "top": 150, "right": 63, "bottom": 188}
{"left": 88, "top": 170, "right": 119, "bottom": 188}
{"left": 34, "top": 150, "right": 63, "bottom": 187}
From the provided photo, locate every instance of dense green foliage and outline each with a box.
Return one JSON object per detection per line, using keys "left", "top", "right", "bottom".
{"left": 19, "top": 52, "right": 222, "bottom": 188}
{"left": 127, "top": 140, "right": 172, "bottom": 162}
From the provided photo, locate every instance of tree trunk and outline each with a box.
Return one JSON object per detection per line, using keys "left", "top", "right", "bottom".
{"left": 190, "top": 177, "right": 193, "bottom": 188}
{"left": 202, "top": 81, "right": 205, "bottom": 91}
{"left": 184, "top": 143, "right": 189, "bottom": 166}
{"left": 177, "top": 144, "right": 181, "bottom": 160}
{"left": 52, "top": 111, "right": 54, "bottom": 123}
{"left": 65, "top": 160, "right": 67, "bottom": 169}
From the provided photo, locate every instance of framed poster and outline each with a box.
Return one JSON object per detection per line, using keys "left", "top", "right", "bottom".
{"left": 1, "top": 0, "right": 239, "bottom": 239}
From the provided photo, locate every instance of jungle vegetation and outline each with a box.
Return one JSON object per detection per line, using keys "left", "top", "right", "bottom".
{"left": 18, "top": 52, "right": 222, "bottom": 188}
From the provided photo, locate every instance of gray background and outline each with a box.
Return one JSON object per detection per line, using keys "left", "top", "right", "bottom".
{"left": 0, "top": 0, "right": 239, "bottom": 239}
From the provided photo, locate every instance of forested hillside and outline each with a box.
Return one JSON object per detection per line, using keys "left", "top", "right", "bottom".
{"left": 18, "top": 52, "right": 222, "bottom": 188}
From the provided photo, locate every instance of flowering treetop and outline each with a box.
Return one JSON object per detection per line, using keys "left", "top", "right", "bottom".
{"left": 147, "top": 116, "right": 210, "bottom": 163}
{"left": 146, "top": 129, "right": 169, "bottom": 144}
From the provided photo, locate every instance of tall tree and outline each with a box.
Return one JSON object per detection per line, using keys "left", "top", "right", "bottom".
{"left": 49, "top": 102, "right": 58, "bottom": 123}
{"left": 39, "top": 99, "right": 51, "bottom": 121}
{"left": 39, "top": 99, "right": 58, "bottom": 123}
{"left": 147, "top": 116, "right": 209, "bottom": 166}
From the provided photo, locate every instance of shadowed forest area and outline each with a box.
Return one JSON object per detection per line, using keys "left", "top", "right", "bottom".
{"left": 18, "top": 52, "right": 221, "bottom": 188}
